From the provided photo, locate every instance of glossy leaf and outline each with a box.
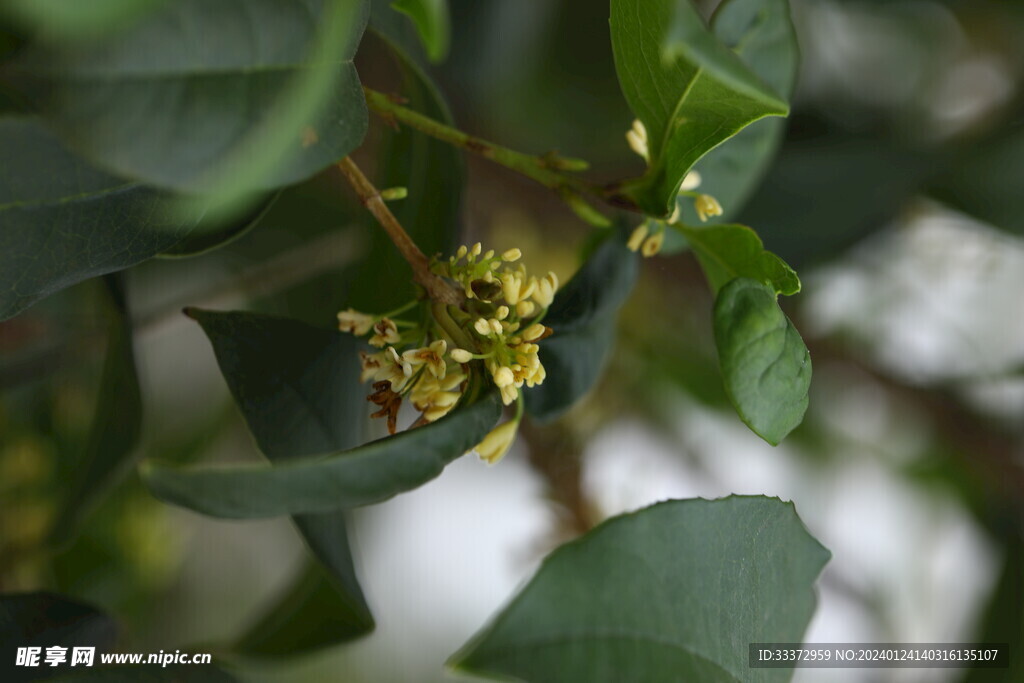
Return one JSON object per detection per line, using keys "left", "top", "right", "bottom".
{"left": 5, "top": 0, "right": 369, "bottom": 200}
{"left": 50, "top": 275, "right": 142, "bottom": 546}
{"left": 453, "top": 496, "right": 830, "bottom": 682}
{"left": 525, "top": 229, "right": 639, "bottom": 421}
{"left": 0, "top": 591, "right": 117, "bottom": 655}
{"left": 343, "top": 29, "right": 462, "bottom": 313}
{"left": 234, "top": 561, "right": 371, "bottom": 658}
{"left": 679, "top": 222, "right": 800, "bottom": 296}
{"left": 141, "top": 393, "right": 501, "bottom": 518}
{"left": 185, "top": 309, "right": 374, "bottom": 645}
{"left": 0, "top": 118, "right": 202, "bottom": 321}
{"left": 0, "top": 0, "right": 167, "bottom": 40}
{"left": 671, "top": 0, "right": 798, "bottom": 233}
{"left": 929, "top": 127, "right": 1024, "bottom": 237}
{"left": 391, "top": 0, "right": 450, "bottom": 62}
{"left": 610, "top": 0, "right": 789, "bottom": 217}
{"left": 714, "top": 278, "right": 810, "bottom": 445}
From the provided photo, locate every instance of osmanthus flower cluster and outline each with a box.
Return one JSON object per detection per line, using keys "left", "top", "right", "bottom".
{"left": 625, "top": 119, "right": 724, "bottom": 257}
{"left": 336, "top": 243, "right": 558, "bottom": 464}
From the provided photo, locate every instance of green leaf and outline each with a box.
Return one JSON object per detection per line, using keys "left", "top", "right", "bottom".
{"left": 452, "top": 496, "right": 830, "bottom": 683}
{"left": 141, "top": 392, "right": 501, "bottom": 518}
{"left": 234, "top": 561, "right": 371, "bottom": 658}
{"left": 51, "top": 665, "right": 239, "bottom": 682}
{"left": 929, "top": 127, "right": 1024, "bottom": 237}
{"left": 184, "top": 309, "right": 374, "bottom": 646}
{"left": 609, "top": 0, "right": 789, "bottom": 217}
{"left": 0, "top": 117, "right": 202, "bottom": 321}
{"left": 50, "top": 275, "right": 142, "bottom": 546}
{"left": 671, "top": 0, "right": 798, "bottom": 231}
{"left": 1, "top": 0, "right": 168, "bottom": 40}
{"left": 342, "top": 29, "right": 462, "bottom": 312}
{"left": 185, "top": 309, "right": 366, "bottom": 460}
{"left": 159, "top": 192, "right": 281, "bottom": 258}
{"left": 5, "top": 0, "right": 370, "bottom": 201}
{"left": 713, "top": 278, "right": 810, "bottom": 445}
{"left": 390, "top": 0, "right": 450, "bottom": 62}
{"left": 0, "top": 591, "right": 117, "bottom": 654}
{"left": 678, "top": 223, "right": 800, "bottom": 296}
{"left": 525, "top": 228, "right": 639, "bottom": 421}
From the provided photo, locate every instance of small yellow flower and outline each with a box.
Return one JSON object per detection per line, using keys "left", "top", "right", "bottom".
{"left": 695, "top": 193, "right": 723, "bottom": 222}
{"left": 358, "top": 350, "right": 386, "bottom": 383}
{"left": 502, "top": 248, "right": 522, "bottom": 262}
{"left": 642, "top": 230, "right": 665, "bottom": 257}
{"left": 512, "top": 302, "right": 532, "bottom": 319}
{"left": 627, "top": 223, "right": 649, "bottom": 252}
{"left": 474, "top": 420, "right": 519, "bottom": 464}
{"left": 532, "top": 272, "right": 558, "bottom": 308}
{"left": 501, "top": 272, "right": 523, "bottom": 305}
{"left": 450, "top": 348, "right": 474, "bottom": 364}
{"left": 369, "top": 318, "right": 401, "bottom": 347}
{"left": 493, "top": 366, "right": 515, "bottom": 387}
{"left": 495, "top": 305, "right": 509, "bottom": 320}
{"left": 337, "top": 308, "right": 375, "bottom": 335}
{"left": 402, "top": 339, "right": 448, "bottom": 379}
{"left": 626, "top": 119, "right": 649, "bottom": 162}
{"left": 474, "top": 318, "right": 492, "bottom": 336}
{"left": 680, "top": 170, "right": 702, "bottom": 191}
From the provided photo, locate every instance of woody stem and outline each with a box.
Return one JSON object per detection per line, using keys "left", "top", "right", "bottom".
{"left": 336, "top": 156, "right": 463, "bottom": 306}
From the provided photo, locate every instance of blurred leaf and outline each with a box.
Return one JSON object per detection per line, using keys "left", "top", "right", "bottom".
{"left": 185, "top": 309, "right": 366, "bottom": 460}
{"left": 4, "top": 0, "right": 369, "bottom": 201}
{"left": 141, "top": 392, "right": 501, "bottom": 518}
{"left": 962, "top": 530, "right": 1022, "bottom": 682}
{"left": 185, "top": 309, "right": 374, "bottom": 645}
{"left": 159, "top": 192, "right": 280, "bottom": 259}
{"left": 679, "top": 222, "right": 800, "bottom": 296}
{"left": 1, "top": 0, "right": 167, "bottom": 40}
{"left": 0, "top": 118, "right": 202, "bottom": 321}
{"left": 609, "top": 0, "right": 788, "bottom": 216}
{"left": 714, "top": 278, "right": 810, "bottom": 445}
{"left": 343, "top": 29, "right": 462, "bottom": 313}
{"left": 929, "top": 128, "right": 1024, "bottom": 237}
{"left": 234, "top": 561, "right": 371, "bottom": 658}
{"left": 390, "top": 0, "right": 449, "bottom": 63}
{"left": 673, "top": 0, "right": 798, "bottom": 231}
{"left": 0, "top": 592, "right": 117, "bottom": 670}
{"left": 738, "top": 131, "right": 935, "bottom": 268}
{"left": 452, "top": 496, "right": 830, "bottom": 682}
{"left": 525, "top": 228, "right": 639, "bottom": 421}
{"left": 50, "top": 275, "right": 142, "bottom": 546}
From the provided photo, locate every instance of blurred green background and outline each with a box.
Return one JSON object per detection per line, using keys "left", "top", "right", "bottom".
{"left": 2, "top": 0, "right": 1023, "bottom": 681}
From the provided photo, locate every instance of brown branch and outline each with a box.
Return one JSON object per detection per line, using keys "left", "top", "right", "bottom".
{"left": 336, "top": 156, "right": 463, "bottom": 306}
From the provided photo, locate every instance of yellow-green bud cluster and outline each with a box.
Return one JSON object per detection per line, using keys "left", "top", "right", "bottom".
{"left": 338, "top": 242, "right": 559, "bottom": 463}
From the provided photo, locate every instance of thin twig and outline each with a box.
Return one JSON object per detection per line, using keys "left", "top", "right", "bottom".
{"left": 336, "top": 156, "right": 464, "bottom": 306}
{"left": 363, "top": 87, "right": 620, "bottom": 224}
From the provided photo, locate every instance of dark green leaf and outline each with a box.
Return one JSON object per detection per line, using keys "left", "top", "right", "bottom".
{"left": 672, "top": 0, "right": 799, "bottom": 231}
{"left": 929, "top": 127, "right": 1024, "bottom": 236}
{"left": 5, "top": 0, "right": 370, "bottom": 200}
{"left": 525, "top": 229, "right": 639, "bottom": 421}
{"left": 52, "top": 665, "right": 239, "bottom": 682}
{"left": 0, "top": 591, "right": 117, "bottom": 656}
{"left": 159, "top": 192, "right": 281, "bottom": 258}
{"left": 185, "top": 309, "right": 374, "bottom": 647}
{"left": 234, "top": 561, "right": 371, "bottom": 658}
{"left": 343, "top": 29, "right": 462, "bottom": 313}
{"left": 185, "top": 309, "right": 366, "bottom": 460}
{"left": 390, "top": 0, "right": 449, "bottom": 62}
{"left": 50, "top": 275, "right": 142, "bottom": 546}
{"left": 1, "top": 0, "right": 167, "bottom": 40}
{"left": 141, "top": 393, "right": 501, "bottom": 518}
{"left": 713, "top": 278, "right": 810, "bottom": 445}
{"left": 452, "top": 496, "right": 830, "bottom": 683}
{"left": 610, "top": 0, "right": 788, "bottom": 216}
{"left": 679, "top": 222, "right": 800, "bottom": 296}
{"left": 0, "top": 118, "right": 202, "bottom": 321}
